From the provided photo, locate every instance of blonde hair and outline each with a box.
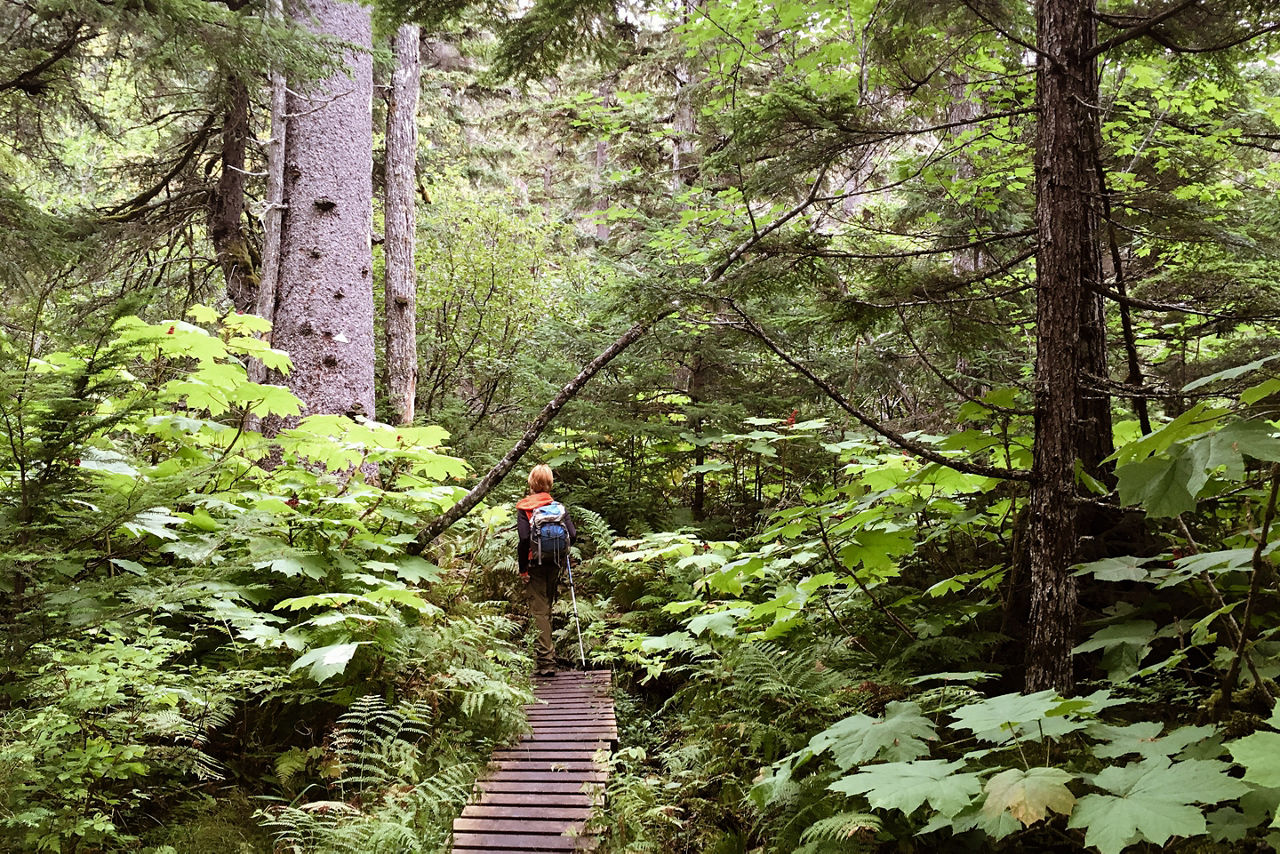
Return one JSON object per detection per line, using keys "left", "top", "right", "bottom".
{"left": 528, "top": 464, "right": 554, "bottom": 494}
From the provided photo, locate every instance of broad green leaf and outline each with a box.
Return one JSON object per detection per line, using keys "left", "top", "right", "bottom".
{"left": 829, "top": 759, "right": 981, "bottom": 817}
{"left": 1090, "top": 722, "right": 1216, "bottom": 760}
{"left": 1212, "top": 419, "right": 1280, "bottom": 463}
{"left": 228, "top": 383, "right": 302, "bottom": 417}
{"left": 1073, "top": 621, "right": 1158, "bottom": 681}
{"left": 687, "top": 607, "right": 747, "bottom": 637}
{"left": 982, "top": 767, "right": 1076, "bottom": 826}
{"left": 1068, "top": 758, "right": 1248, "bottom": 854}
{"left": 394, "top": 556, "right": 443, "bottom": 583}
{"left": 1109, "top": 403, "right": 1224, "bottom": 466}
{"left": 275, "top": 592, "right": 368, "bottom": 611}
{"left": 1229, "top": 731, "right": 1280, "bottom": 788}
{"left": 1116, "top": 453, "right": 1199, "bottom": 517}
{"left": 949, "top": 691, "right": 1060, "bottom": 743}
{"left": 1243, "top": 378, "right": 1280, "bottom": 405}
{"left": 1073, "top": 555, "right": 1154, "bottom": 583}
{"left": 256, "top": 555, "right": 327, "bottom": 580}
{"left": 366, "top": 586, "right": 437, "bottom": 613}
{"left": 1183, "top": 354, "right": 1280, "bottom": 391}
{"left": 186, "top": 304, "right": 220, "bottom": 324}
{"left": 290, "top": 642, "right": 364, "bottom": 683}
{"left": 808, "top": 702, "right": 937, "bottom": 769}
{"left": 121, "top": 508, "right": 185, "bottom": 540}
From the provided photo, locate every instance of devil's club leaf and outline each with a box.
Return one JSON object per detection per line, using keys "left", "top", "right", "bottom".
{"left": 982, "top": 767, "right": 1076, "bottom": 826}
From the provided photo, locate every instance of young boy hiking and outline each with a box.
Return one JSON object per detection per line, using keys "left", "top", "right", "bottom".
{"left": 515, "top": 464, "right": 577, "bottom": 676}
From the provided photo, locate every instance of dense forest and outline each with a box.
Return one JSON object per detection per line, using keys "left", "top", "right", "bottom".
{"left": 5, "top": 0, "right": 1280, "bottom": 851}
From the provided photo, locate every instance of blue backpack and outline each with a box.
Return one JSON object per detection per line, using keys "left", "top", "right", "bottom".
{"left": 529, "top": 501, "right": 570, "bottom": 564}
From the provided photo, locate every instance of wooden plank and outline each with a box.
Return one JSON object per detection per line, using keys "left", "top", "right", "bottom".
{"left": 476, "top": 783, "right": 604, "bottom": 798}
{"left": 454, "top": 817, "right": 582, "bottom": 834}
{"left": 491, "top": 760, "right": 604, "bottom": 773}
{"left": 518, "top": 730, "right": 612, "bottom": 740}
{"left": 524, "top": 719, "right": 616, "bottom": 727}
{"left": 451, "top": 671, "right": 613, "bottom": 853}
{"left": 483, "top": 771, "right": 607, "bottom": 783}
{"left": 508, "top": 738, "right": 610, "bottom": 748}
{"left": 461, "top": 804, "right": 594, "bottom": 821}
{"left": 493, "top": 750, "right": 604, "bottom": 761}
{"left": 525, "top": 707, "right": 615, "bottom": 715}
{"left": 451, "top": 832, "right": 594, "bottom": 851}
{"left": 473, "top": 790, "right": 597, "bottom": 807}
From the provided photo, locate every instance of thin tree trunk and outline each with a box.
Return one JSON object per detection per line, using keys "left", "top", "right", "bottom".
{"left": 408, "top": 313, "right": 673, "bottom": 553}
{"left": 267, "top": 0, "right": 375, "bottom": 425}
{"left": 590, "top": 83, "right": 612, "bottom": 241}
{"left": 251, "top": 0, "right": 288, "bottom": 390}
{"left": 210, "top": 75, "right": 258, "bottom": 313}
{"left": 671, "top": 0, "right": 699, "bottom": 195}
{"left": 689, "top": 351, "right": 706, "bottom": 521}
{"left": 384, "top": 22, "right": 420, "bottom": 426}
{"left": 1025, "top": 0, "right": 1098, "bottom": 694}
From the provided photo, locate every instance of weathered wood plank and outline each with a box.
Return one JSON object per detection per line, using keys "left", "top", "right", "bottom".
{"left": 492, "top": 750, "right": 604, "bottom": 761}
{"left": 472, "top": 790, "right": 598, "bottom": 807}
{"left": 483, "top": 771, "right": 607, "bottom": 783}
{"left": 461, "top": 804, "right": 594, "bottom": 820}
{"left": 490, "top": 760, "right": 604, "bottom": 773}
{"left": 476, "top": 779, "right": 606, "bottom": 794}
{"left": 452, "top": 831, "right": 595, "bottom": 851}
{"left": 451, "top": 671, "right": 613, "bottom": 853}
{"left": 455, "top": 817, "right": 582, "bottom": 834}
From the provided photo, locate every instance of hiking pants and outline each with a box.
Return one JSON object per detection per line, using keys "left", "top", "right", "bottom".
{"left": 522, "top": 562, "right": 560, "bottom": 668}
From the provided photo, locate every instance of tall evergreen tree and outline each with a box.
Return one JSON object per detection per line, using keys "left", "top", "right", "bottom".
{"left": 267, "top": 0, "right": 377, "bottom": 423}
{"left": 384, "top": 22, "right": 422, "bottom": 426}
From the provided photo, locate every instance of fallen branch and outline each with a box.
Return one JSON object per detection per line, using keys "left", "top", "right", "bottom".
{"left": 726, "top": 299, "right": 1034, "bottom": 482}
{"left": 407, "top": 313, "right": 673, "bottom": 553}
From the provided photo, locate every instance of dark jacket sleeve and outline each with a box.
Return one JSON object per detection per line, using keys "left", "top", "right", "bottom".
{"left": 516, "top": 509, "right": 530, "bottom": 574}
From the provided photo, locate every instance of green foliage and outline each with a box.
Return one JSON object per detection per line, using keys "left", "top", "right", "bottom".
{"left": 0, "top": 307, "right": 533, "bottom": 850}
{"left": 596, "top": 412, "right": 1280, "bottom": 852}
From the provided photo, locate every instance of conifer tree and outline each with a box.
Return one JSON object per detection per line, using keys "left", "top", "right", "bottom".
{"left": 267, "top": 0, "right": 377, "bottom": 423}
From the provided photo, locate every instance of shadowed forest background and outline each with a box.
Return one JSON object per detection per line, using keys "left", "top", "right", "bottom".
{"left": 5, "top": 0, "right": 1280, "bottom": 851}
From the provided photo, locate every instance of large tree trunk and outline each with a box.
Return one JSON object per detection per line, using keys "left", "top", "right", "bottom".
{"left": 1025, "top": 0, "right": 1100, "bottom": 693}
{"left": 267, "top": 0, "right": 376, "bottom": 423}
{"left": 384, "top": 23, "right": 420, "bottom": 426}
{"left": 210, "top": 75, "right": 258, "bottom": 313}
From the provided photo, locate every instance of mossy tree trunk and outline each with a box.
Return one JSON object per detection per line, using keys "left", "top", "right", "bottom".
{"left": 266, "top": 0, "right": 376, "bottom": 424}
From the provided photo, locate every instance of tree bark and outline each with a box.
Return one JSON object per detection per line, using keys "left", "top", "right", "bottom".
{"left": 670, "top": 0, "right": 700, "bottom": 195}
{"left": 1025, "top": 0, "right": 1099, "bottom": 693}
{"left": 384, "top": 22, "right": 421, "bottom": 426}
{"left": 590, "top": 83, "right": 612, "bottom": 241}
{"left": 248, "top": 0, "right": 288, "bottom": 397}
{"left": 210, "top": 75, "right": 258, "bottom": 313}
{"left": 266, "top": 0, "right": 376, "bottom": 424}
{"left": 689, "top": 350, "right": 707, "bottom": 521}
{"left": 408, "top": 313, "right": 673, "bottom": 553}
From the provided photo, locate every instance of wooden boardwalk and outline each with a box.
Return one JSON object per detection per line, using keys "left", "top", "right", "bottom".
{"left": 451, "top": 670, "right": 615, "bottom": 852}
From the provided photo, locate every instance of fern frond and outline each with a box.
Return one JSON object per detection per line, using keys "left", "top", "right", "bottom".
{"left": 572, "top": 506, "right": 616, "bottom": 555}
{"left": 799, "top": 811, "right": 880, "bottom": 847}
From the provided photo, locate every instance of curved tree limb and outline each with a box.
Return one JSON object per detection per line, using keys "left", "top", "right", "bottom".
{"left": 407, "top": 311, "right": 675, "bottom": 553}
{"left": 408, "top": 163, "right": 837, "bottom": 548}
{"left": 725, "top": 299, "right": 1034, "bottom": 482}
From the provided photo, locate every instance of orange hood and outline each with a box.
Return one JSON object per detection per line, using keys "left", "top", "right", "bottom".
{"left": 516, "top": 492, "right": 554, "bottom": 511}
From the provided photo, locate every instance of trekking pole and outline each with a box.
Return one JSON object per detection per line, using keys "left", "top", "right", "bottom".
{"left": 564, "top": 552, "right": 587, "bottom": 668}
